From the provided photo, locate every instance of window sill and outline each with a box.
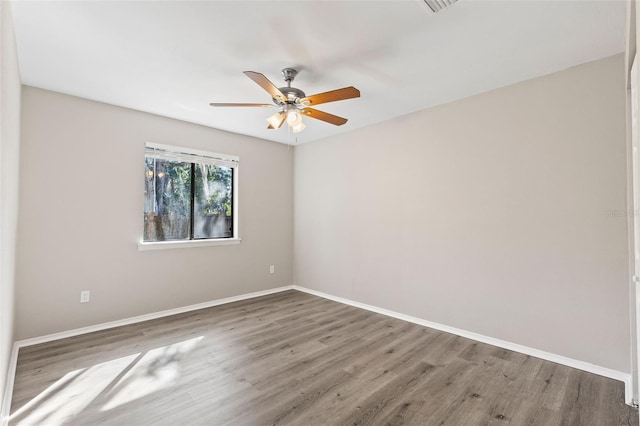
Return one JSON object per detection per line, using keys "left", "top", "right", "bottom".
{"left": 138, "top": 238, "right": 241, "bottom": 251}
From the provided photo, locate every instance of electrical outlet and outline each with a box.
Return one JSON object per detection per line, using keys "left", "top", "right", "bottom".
{"left": 80, "top": 290, "right": 90, "bottom": 303}
{"left": 269, "top": 265, "right": 275, "bottom": 274}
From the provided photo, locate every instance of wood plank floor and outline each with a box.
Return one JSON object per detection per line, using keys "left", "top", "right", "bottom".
{"left": 9, "top": 290, "right": 638, "bottom": 425}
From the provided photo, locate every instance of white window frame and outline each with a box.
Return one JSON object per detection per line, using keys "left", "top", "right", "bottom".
{"left": 138, "top": 142, "right": 240, "bottom": 250}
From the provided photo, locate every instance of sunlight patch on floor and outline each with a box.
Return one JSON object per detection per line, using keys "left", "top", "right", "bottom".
{"left": 10, "top": 336, "right": 205, "bottom": 425}
{"left": 9, "top": 353, "right": 139, "bottom": 426}
{"left": 100, "top": 336, "right": 203, "bottom": 411}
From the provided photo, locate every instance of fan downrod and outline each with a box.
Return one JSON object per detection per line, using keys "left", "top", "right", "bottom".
{"left": 281, "top": 68, "right": 298, "bottom": 86}
{"left": 276, "top": 68, "right": 305, "bottom": 103}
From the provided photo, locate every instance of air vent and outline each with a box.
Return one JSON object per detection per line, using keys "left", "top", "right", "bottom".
{"left": 421, "top": 0, "right": 458, "bottom": 13}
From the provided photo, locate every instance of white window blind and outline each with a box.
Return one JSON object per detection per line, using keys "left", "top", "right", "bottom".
{"left": 145, "top": 142, "right": 239, "bottom": 169}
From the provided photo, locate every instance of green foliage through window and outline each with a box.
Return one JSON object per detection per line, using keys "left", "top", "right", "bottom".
{"left": 143, "top": 156, "right": 234, "bottom": 241}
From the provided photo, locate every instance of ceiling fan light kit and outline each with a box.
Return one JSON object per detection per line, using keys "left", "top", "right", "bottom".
{"left": 210, "top": 68, "right": 360, "bottom": 134}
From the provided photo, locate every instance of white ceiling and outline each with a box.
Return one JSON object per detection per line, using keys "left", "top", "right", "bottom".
{"left": 11, "top": 0, "right": 626, "bottom": 145}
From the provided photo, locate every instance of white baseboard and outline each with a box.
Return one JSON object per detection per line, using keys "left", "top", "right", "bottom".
{"left": 292, "top": 285, "right": 635, "bottom": 406}
{"left": 16, "top": 285, "right": 294, "bottom": 347}
{"left": 0, "top": 285, "right": 294, "bottom": 423}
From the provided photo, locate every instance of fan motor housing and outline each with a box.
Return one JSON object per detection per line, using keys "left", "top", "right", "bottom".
{"left": 275, "top": 86, "right": 306, "bottom": 104}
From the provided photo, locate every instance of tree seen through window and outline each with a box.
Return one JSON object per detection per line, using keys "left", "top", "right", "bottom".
{"left": 144, "top": 156, "right": 233, "bottom": 241}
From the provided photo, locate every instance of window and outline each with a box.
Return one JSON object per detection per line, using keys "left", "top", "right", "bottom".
{"left": 143, "top": 143, "right": 238, "bottom": 244}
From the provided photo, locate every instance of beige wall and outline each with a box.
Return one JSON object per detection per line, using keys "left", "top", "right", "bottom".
{"left": 16, "top": 86, "right": 293, "bottom": 339}
{"left": 294, "top": 54, "right": 630, "bottom": 373}
{"left": 0, "top": 0, "right": 21, "bottom": 408}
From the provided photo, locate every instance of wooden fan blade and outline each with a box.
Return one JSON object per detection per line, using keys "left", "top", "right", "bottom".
{"left": 301, "top": 108, "right": 348, "bottom": 126}
{"left": 300, "top": 86, "right": 360, "bottom": 106}
{"left": 243, "top": 71, "right": 286, "bottom": 103}
{"left": 209, "top": 103, "right": 274, "bottom": 107}
{"left": 266, "top": 111, "right": 286, "bottom": 129}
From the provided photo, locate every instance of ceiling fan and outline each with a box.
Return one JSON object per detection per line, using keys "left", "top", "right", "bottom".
{"left": 209, "top": 68, "right": 360, "bottom": 133}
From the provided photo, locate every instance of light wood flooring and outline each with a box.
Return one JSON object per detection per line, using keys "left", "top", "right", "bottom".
{"left": 9, "top": 290, "right": 638, "bottom": 425}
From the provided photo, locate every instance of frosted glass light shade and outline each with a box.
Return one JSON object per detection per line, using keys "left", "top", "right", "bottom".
{"left": 266, "top": 111, "right": 286, "bottom": 128}
{"left": 292, "top": 122, "right": 306, "bottom": 133}
{"left": 286, "top": 110, "right": 302, "bottom": 126}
